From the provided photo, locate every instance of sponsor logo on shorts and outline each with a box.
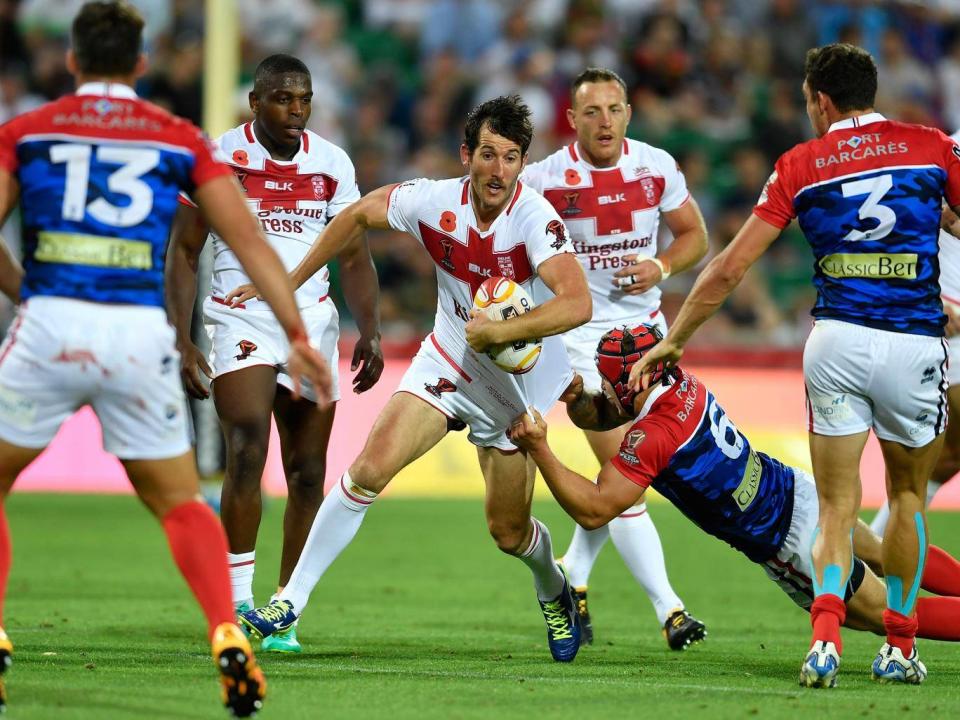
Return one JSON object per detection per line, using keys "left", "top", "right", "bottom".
{"left": 921, "top": 366, "right": 936, "bottom": 384}
{"left": 235, "top": 340, "right": 257, "bottom": 361}
{"left": 909, "top": 411, "right": 933, "bottom": 437}
{"left": 811, "top": 393, "right": 852, "bottom": 421}
{"left": 818, "top": 253, "right": 918, "bottom": 280}
{"left": 425, "top": 377, "right": 456, "bottom": 398}
{"left": 0, "top": 386, "right": 36, "bottom": 429}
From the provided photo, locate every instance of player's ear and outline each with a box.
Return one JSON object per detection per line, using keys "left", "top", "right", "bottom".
{"left": 133, "top": 52, "right": 148, "bottom": 79}
{"left": 625, "top": 103, "right": 632, "bottom": 124}
{"left": 65, "top": 49, "right": 77, "bottom": 77}
{"left": 566, "top": 107, "right": 576, "bottom": 131}
{"left": 248, "top": 90, "right": 259, "bottom": 115}
{"left": 459, "top": 144, "right": 470, "bottom": 168}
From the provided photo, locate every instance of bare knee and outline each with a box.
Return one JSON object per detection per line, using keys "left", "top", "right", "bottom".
{"left": 487, "top": 519, "right": 529, "bottom": 555}
{"left": 347, "top": 454, "right": 392, "bottom": 494}
{"left": 223, "top": 419, "right": 271, "bottom": 478}
{"left": 285, "top": 457, "right": 326, "bottom": 500}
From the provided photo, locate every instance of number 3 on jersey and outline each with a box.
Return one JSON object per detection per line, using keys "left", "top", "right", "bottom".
{"left": 50, "top": 143, "right": 159, "bottom": 227}
{"left": 841, "top": 173, "right": 895, "bottom": 242}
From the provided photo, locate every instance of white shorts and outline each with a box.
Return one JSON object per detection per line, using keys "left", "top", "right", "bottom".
{"left": 803, "top": 319, "right": 948, "bottom": 447}
{"left": 396, "top": 333, "right": 574, "bottom": 451}
{"left": 563, "top": 312, "right": 668, "bottom": 393}
{"left": 0, "top": 296, "right": 191, "bottom": 460}
{"left": 947, "top": 337, "right": 960, "bottom": 386}
{"left": 203, "top": 297, "right": 340, "bottom": 403}
{"left": 761, "top": 469, "right": 866, "bottom": 610}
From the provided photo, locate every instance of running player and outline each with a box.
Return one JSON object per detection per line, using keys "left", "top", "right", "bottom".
{"left": 237, "top": 96, "right": 594, "bottom": 662}
{"left": 168, "top": 54, "right": 383, "bottom": 654}
{"left": 522, "top": 67, "right": 708, "bottom": 648}
{"left": 0, "top": 2, "right": 329, "bottom": 715}
{"left": 631, "top": 44, "right": 960, "bottom": 687}
{"left": 509, "top": 325, "right": 960, "bottom": 663}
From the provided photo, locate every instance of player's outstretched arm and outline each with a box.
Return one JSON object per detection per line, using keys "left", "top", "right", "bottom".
{"left": 338, "top": 231, "right": 384, "bottom": 393}
{"left": 510, "top": 409, "right": 643, "bottom": 528}
{"left": 193, "top": 175, "right": 332, "bottom": 403}
{"left": 166, "top": 203, "right": 213, "bottom": 399}
{"left": 0, "top": 169, "right": 23, "bottom": 303}
{"left": 628, "top": 214, "right": 781, "bottom": 391}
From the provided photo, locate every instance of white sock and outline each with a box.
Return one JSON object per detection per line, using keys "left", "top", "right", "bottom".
{"left": 609, "top": 504, "right": 683, "bottom": 625}
{"left": 279, "top": 472, "right": 376, "bottom": 614}
{"left": 519, "top": 518, "right": 566, "bottom": 601}
{"left": 561, "top": 523, "right": 609, "bottom": 588}
{"left": 227, "top": 551, "right": 255, "bottom": 609}
{"left": 871, "top": 479, "right": 943, "bottom": 536}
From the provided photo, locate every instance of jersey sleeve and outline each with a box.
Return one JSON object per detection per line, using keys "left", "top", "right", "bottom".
{"left": 386, "top": 178, "right": 430, "bottom": 237}
{"left": 179, "top": 123, "right": 232, "bottom": 191}
{"left": 326, "top": 150, "right": 361, "bottom": 218}
{"left": 0, "top": 117, "right": 21, "bottom": 174}
{"left": 609, "top": 418, "right": 678, "bottom": 488}
{"left": 524, "top": 194, "right": 574, "bottom": 270}
{"left": 752, "top": 154, "right": 795, "bottom": 229}
{"left": 519, "top": 160, "right": 545, "bottom": 192}
{"left": 655, "top": 148, "right": 690, "bottom": 212}
{"left": 938, "top": 130, "right": 960, "bottom": 209}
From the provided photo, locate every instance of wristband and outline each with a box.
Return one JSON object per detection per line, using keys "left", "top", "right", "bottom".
{"left": 645, "top": 256, "right": 671, "bottom": 281}
{"left": 287, "top": 327, "right": 307, "bottom": 345}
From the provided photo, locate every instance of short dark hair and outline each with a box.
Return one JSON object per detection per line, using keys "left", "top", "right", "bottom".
{"left": 71, "top": 1, "right": 144, "bottom": 76}
{"left": 463, "top": 95, "right": 533, "bottom": 156}
{"left": 253, "top": 54, "right": 311, "bottom": 96}
{"left": 804, "top": 43, "right": 877, "bottom": 113}
{"left": 570, "top": 67, "right": 628, "bottom": 105}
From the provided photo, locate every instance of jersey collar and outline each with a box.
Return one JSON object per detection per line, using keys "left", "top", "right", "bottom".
{"left": 244, "top": 120, "right": 309, "bottom": 160}
{"left": 635, "top": 380, "right": 673, "bottom": 420}
{"left": 75, "top": 82, "right": 138, "bottom": 99}
{"left": 827, "top": 112, "right": 886, "bottom": 134}
{"left": 570, "top": 140, "right": 629, "bottom": 171}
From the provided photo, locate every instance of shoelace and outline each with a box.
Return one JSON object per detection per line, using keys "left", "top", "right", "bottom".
{"left": 542, "top": 600, "right": 573, "bottom": 641}
{"left": 258, "top": 601, "right": 292, "bottom": 624}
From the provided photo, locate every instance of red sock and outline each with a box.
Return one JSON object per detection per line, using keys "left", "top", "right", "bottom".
{"left": 0, "top": 504, "right": 9, "bottom": 627}
{"left": 916, "top": 597, "right": 960, "bottom": 641}
{"left": 883, "top": 608, "right": 918, "bottom": 655}
{"left": 162, "top": 501, "right": 234, "bottom": 638}
{"left": 920, "top": 545, "right": 960, "bottom": 597}
{"left": 810, "top": 594, "right": 846, "bottom": 654}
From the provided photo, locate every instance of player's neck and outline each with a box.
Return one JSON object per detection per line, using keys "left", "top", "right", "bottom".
{"left": 828, "top": 107, "right": 876, "bottom": 128}
{"left": 252, "top": 121, "right": 299, "bottom": 161}
{"left": 578, "top": 142, "right": 621, "bottom": 169}
{"left": 469, "top": 185, "right": 510, "bottom": 230}
{"left": 74, "top": 73, "right": 137, "bottom": 90}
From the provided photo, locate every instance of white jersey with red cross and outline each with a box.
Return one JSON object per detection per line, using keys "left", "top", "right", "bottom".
{"left": 523, "top": 138, "right": 690, "bottom": 323}
{"left": 187, "top": 121, "right": 360, "bottom": 310}
{"left": 386, "top": 176, "right": 574, "bottom": 374}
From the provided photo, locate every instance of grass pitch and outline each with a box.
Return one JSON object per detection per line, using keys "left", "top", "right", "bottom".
{"left": 5, "top": 493, "right": 960, "bottom": 719}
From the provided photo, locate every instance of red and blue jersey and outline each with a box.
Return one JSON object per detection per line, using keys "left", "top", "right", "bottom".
{"left": 611, "top": 368, "right": 796, "bottom": 563}
{"left": 754, "top": 113, "right": 960, "bottom": 337}
{"left": 0, "top": 82, "right": 230, "bottom": 307}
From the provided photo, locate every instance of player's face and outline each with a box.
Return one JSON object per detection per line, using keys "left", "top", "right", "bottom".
{"left": 568, "top": 81, "right": 631, "bottom": 168}
{"left": 250, "top": 72, "right": 313, "bottom": 156}
{"left": 600, "top": 377, "right": 632, "bottom": 418}
{"left": 803, "top": 80, "right": 829, "bottom": 138}
{"left": 461, "top": 125, "right": 527, "bottom": 217}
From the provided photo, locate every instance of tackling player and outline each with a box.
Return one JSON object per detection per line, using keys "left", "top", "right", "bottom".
{"left": 236, "top": 96, "right": 595, "bottom": 662}
{"left": 522, "top": 67, "right": 708, "bottom": 648}
{"left": 631, "top": 44, "right": 960, "bottom": 687}
{"left": 0, "top": 2, "right": 330, "bottom": 715}
{"left": 168, "top": 54, "right": 383, "bottom": 654}
{"left": 509, "top": 325, "right": 960, "bottom": 670}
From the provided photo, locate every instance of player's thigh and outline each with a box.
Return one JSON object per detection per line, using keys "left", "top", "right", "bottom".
{"left": 212, "top": 364, "right": 279, "bottom": 438}
{"left": 939, "top": 383, "right": 960, "bottom": 465}
{"left": 808, "top": 430, "right": 870, "bottom": 511}
{"left": 879, "top": 433, "right": 944, "bottom": 497}
{"left": 277, "top": 300, "right": 340, "bottom": 404}
{"left": 348, "top": 392, "right": 448, "bottom": 493}
{"left": 478, "top": 446, "right": 535, "bottom": 535}
{"left": 123, "top": 449, "right": 202, "bottom": 518}
{"left": 0, "top": 439, "right": 44, "bottom": 497}
{"left": 273, "top": 387, "right": 336, "bottom": 478}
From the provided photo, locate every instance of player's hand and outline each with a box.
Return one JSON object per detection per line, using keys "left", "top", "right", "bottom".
{"left": 508, "top": 409, "right": 548, "bottom": 451}
{"left": 560, "top": 374, "right": 584, "bottom": 404}
{"left": 942, "top": 204, "right": 960, "bottom": 238}
{"left": 225, "top": 283, "right": 262, "bottom": 306}
{"left": 287, "top": 335, "right": 334, "bottom": 405}
{"left": 465, "top": 309, "right": 501, "bottom": 353}
{"left": 612, "top": 254, "right": 664, "bottom": 294}
{"left": 178, "top": 341, "right": 213, "bottom": 399}
{"left": 628, "top": 339, "right": 683, "bottom": 392}
{"left": 351, "top": 333, "right": 384, "bottom": 393}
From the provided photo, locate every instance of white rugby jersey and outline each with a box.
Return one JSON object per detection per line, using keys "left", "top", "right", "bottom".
{"left": 197, "top": 122, "right": 360, "bottom": 309}
{"left": 523, "top": 138, "right": 689, "bottom": 323}
{"left": 386, "top": 177, "right": 573, "bottom": 375}
{"left": 944, "top": 131, "right": 960, "bottom": 309}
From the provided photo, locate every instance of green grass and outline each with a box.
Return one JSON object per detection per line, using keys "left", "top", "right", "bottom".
{"left": 5, "top": 493, "right": 960, "bottom": 719}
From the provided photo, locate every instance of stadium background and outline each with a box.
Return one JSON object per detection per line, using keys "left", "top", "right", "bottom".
{"left": 2, "top": 0, "right": 960, "bottom": 508}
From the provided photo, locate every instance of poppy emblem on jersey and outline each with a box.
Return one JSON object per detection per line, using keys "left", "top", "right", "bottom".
{"left": 312, "top": 175, "right": 326, "bottom": 199}
{"left": 235, "top": 340, "right": 257, "bottom": 361}
{"left": 564, "top": 169, "right": 581, "bottom": 185}
{"left": 232, "top": 149, "right": 249, "bottom": 166}
{"left": 560, "top": 192, "right": 582, "bottom": 217}
{"left": 425, "top": 377, "right": 457, "bottom": 398}
{"left": 546, "top": 219, "right": 568, "bottom": 250}
{"left": 625, "top": 429, "right": 646, "bottom": 450}
{"left": 440, "top": 211, "right": 457, "bottom": 232}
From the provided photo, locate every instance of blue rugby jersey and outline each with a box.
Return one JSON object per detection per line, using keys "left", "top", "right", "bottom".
{"left": 0, "top": 82, "right": 230, "bottom": 307}
{"left": 754, "top": 113, "right": 960, "bottom": 337}
{"left": 610, "top": 368, "right": 796, "bottom": 563}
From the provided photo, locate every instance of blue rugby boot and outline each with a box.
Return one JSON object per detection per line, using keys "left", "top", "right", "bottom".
{"left": 239, "top": 599, "right": 297, "bottom": 640}
{"left": 538, "top": 568, "right": 581, "bottom": 662}
{"left": 799, "top": 640, "right": 840, "bottom": 688}
{"left": 872, "top": 642, "right": 927, "bottom": 684}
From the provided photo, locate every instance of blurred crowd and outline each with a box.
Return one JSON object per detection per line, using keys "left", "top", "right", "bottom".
{"left": 4, "top": 0, "right": 960, "bottom": 348}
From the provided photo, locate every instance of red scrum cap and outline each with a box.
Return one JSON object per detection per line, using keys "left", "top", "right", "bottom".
{"left": 595, "top": 324, "right": 672, "bottom": 413}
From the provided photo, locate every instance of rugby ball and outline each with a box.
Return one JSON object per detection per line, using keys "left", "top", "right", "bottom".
{"left": 472, "top": 277, "right": 542, "bottom": 375}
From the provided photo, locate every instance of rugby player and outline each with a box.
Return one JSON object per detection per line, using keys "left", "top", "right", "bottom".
{"left": 0, "top": 1, "right": 330, "bottom": 714}
{"left": 509, "top": 325, "right": 960, "bottom": 664}
{"left": 631, "top": 44, "right": 960, "bottom": 687}
{"left": 169, "top": 54, "right": 383, "bottom": 654}
{"left": 522, "top": 67, "right": 708, "bottom": 648}
{"left": 237, "top": 96, "right": 595, "bottom": 662}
